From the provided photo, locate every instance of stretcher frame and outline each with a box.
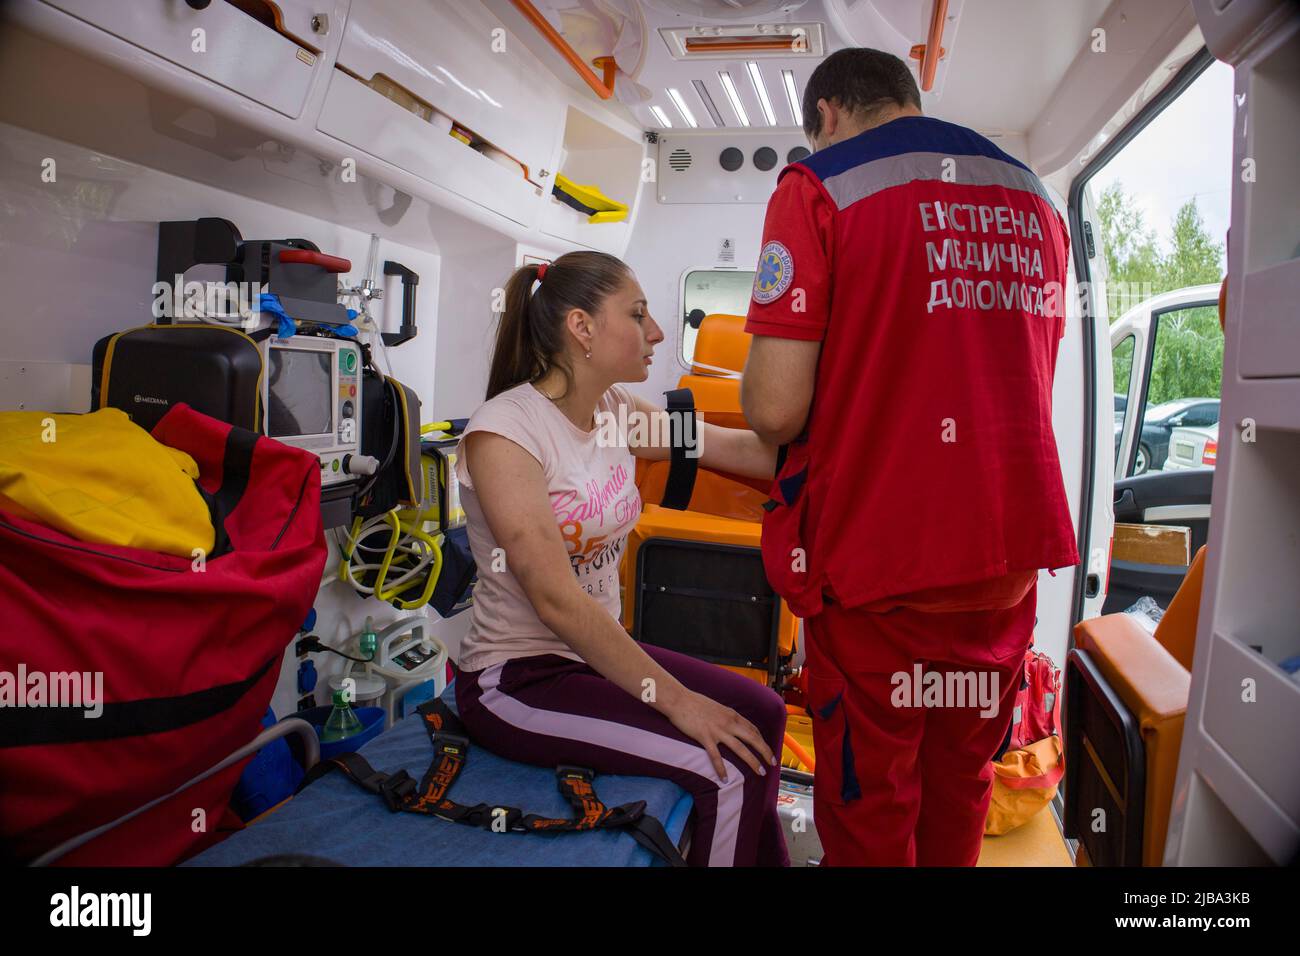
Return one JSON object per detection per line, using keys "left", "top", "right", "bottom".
{"left": 29, "top": 717, "right": 321, "bottom": 867}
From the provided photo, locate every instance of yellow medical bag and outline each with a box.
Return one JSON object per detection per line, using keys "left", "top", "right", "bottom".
{"left": 0, "top": 407, "right": 214, "bottom": 557}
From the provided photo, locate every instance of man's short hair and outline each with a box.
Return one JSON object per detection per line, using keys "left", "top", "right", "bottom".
{"left": 802, "top": 48, "right": 923, "bottom": 139}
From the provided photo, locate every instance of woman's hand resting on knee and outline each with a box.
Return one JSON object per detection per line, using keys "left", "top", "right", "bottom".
{"left": 665, "top": 690, "right": 776, "bottom": 782}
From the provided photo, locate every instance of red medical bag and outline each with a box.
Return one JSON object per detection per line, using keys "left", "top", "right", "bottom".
{"left": 1008, "top": 646, "right": 1062, "bottom": 751}
{"left": 0, "top": 404, "right": 326, "bottom": 865}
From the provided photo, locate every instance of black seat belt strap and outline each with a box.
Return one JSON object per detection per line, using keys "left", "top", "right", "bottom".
{"left": 660, "top": 388, "right": 698, "bottom": 511}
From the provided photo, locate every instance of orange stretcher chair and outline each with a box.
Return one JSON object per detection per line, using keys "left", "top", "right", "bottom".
{"left": 1063, "top": 277, "right": 1226, "bottom": 867}
{"left": 1063, "top": 546, "right": 1206, "bottom": 866}
{"left": 619, "top": 314, "right": 810, "bottom": 769}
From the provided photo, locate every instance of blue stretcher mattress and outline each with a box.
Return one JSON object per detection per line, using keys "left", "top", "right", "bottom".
{"left": 186, "top": 684, "right": 693, "bottom": 867}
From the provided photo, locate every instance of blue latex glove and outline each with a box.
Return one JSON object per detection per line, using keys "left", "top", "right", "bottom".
{"left": 259, "top": 292, "right": 296, "bottom": 339}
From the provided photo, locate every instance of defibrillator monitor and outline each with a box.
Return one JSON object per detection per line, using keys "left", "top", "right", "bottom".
{"left": 262, "top": 336, "right": 362, "bottom": 486}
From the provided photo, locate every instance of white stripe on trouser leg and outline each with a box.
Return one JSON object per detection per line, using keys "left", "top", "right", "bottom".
{"left": 476, "top": 663, "right": 744, "bottom": 867}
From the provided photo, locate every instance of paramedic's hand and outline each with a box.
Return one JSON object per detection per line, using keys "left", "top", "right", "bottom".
{"left": 668, "top": 690, "right": 775, "bottom": 781}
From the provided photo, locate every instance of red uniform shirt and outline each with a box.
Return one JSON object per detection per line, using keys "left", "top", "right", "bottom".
{"left": 746, "top": 116, "right": 1078, "bottom": 619}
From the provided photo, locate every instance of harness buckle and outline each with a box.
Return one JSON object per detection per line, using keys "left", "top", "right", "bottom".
{"left": 378, "top": 769, "right": 417, "bottom": 811}
{"left": 555, "top": 765, "right": 595, "bottom": 784}
{"left": 432, "top": 731, "right": 470, "bottom": 757}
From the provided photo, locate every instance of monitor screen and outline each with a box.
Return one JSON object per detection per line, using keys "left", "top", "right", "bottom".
{"left": 268, "top": 347, "right": 332, "bottom": 437}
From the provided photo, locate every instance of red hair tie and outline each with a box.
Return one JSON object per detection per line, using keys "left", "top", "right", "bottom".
{"left": 536, "top": 263, "right": 549, "bottom": 282}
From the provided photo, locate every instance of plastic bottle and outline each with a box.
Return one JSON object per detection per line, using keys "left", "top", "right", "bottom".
{"left": 320, "top": 688, "right": 364, "bottom": 743}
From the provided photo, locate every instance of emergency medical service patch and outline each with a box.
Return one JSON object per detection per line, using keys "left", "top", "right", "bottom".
{"left": 753, "top": 241, "right": 794, "bottom": 304}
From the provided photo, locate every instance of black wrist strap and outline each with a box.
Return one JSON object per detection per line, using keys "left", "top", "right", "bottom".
{"left": 660, "top": 388, "right": 698, "bottom": 511}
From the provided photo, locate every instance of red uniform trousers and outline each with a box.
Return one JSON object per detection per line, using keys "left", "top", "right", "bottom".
{"left": 802, "top": 584, "right": 1035, "bottom": 866}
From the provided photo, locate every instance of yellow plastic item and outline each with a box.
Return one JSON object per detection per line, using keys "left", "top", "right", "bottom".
{"left": 339, "top": 506, "right": 445, "bottom": 611}
{"left": 337, "top": 413, "right": 468, "bottom": 610}
{"left": 554, "top": 173, "right": 629, "bottom": 224}
{"left": 0, "top": 408, "right": 214, "bottom": 557}
{"left": 420, "top": 421, "right": 466, "bottom": 530}
{"left": 782, "top": 707, "right": 816, "bottom": 772}
{"left": 984, "top": 735, "right": 1063, "bottom": 836}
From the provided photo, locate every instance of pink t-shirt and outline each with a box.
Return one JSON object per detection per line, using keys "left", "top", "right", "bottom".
{"left": 455, "top": 381, "right": 642, "bottom": 672}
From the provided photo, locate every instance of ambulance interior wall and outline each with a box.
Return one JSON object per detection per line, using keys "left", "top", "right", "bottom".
{"left": 0, "top": 114, "right": 500, "bottom": 721}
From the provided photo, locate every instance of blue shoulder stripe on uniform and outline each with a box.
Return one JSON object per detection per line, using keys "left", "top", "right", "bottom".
{"left": 792, "top": 115, "right": 1054, "bottom": 213}
{"left": 798, "top": 116, "right": 1030, "bottom": 182}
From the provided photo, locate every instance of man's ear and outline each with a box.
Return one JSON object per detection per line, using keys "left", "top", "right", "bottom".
{"left": 818, "top": 98, "right": 837, "bottom": 142}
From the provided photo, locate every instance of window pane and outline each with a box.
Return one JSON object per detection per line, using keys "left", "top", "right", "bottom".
{"left": 682, "top": 270, "right": 754, "bottom": 365}
{"left": 1146, "top": 306, "right": 1223, "bottom": 472}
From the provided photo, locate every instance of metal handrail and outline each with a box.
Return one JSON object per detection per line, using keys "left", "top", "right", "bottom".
{"left": 508, "top": 0, "right": 617, "bottom": 100}
{"left": 29, "top": 717, "right": 320, "bottom": 867}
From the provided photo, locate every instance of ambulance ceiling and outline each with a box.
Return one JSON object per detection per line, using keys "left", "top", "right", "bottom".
{"left": 636, "top": 0, "right": 1117, "bottom": 135}
{"left": 487, "top": 0, "right": 1199, "bottom": 170}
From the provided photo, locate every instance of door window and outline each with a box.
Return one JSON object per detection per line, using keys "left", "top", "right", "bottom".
{"left": 1137, "top": 305, "right": 1223, "bottom": 473}
{"left": 681, "top": 269, "right": 754, "bottom": 366}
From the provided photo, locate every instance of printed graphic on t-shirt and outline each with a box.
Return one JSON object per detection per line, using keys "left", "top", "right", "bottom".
{"left": 550, "top": 461, "right": 641, "bottom": 598}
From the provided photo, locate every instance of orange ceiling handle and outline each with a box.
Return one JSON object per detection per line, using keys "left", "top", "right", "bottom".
{"left": 593, "top": 56, "right": 619, "bottom": 91}
{"left": 910, "top": 0, "right": 949, "bottom": 93}
{"left": 509, "top": 0, "right": 616, "bottom": 100}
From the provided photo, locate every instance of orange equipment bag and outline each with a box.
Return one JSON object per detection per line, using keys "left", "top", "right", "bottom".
{"left": 985, "top": 646, "right": 1064, "bottom": 835}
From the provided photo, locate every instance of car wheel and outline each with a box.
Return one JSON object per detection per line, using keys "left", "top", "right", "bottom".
{"left": 1134, "top": 443, "right": 1150, "bottom": 475}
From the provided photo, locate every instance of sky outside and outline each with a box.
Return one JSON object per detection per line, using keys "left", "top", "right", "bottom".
{"left": 1090, "top": 59, "right": 1235, "bottom": 268}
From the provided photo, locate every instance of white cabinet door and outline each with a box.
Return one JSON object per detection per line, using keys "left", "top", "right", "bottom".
{"left": 42, "top": 0, "right": 324, "bottom": 118}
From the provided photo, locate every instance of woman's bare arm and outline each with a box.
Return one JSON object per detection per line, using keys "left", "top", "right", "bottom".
{"left": 623, "top": 390, "right": 780, "bottom": 479}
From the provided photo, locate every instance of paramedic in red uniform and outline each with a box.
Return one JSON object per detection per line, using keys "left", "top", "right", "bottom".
{"left": 741, "top": 49, "right": 1078, "bottom": 866}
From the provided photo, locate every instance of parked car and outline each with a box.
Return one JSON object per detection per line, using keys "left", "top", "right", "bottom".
{"left": 1163, "top": 423, "right": 1219, "bottom": 471}
{"left": 1113, "top": 397, "right": 1220, "bottom": 475}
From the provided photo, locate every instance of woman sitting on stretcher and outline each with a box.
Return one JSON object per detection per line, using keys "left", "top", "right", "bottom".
{"left": 453, "top": 252, "right": 789, "bottom": 867}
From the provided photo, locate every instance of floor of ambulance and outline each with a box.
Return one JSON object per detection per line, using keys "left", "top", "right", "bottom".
{"left": 976, "top": 809, "right": 1073, "bottom": 866}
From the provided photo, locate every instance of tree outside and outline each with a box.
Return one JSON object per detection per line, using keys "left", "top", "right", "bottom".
{"left": 1098, "top": 182, "right": 1225, "bottom": 407}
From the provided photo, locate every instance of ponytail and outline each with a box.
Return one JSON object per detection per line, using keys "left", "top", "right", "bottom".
{"left": 486, "top": 263, "right": 547, "bottom": 400}
{"left": 485, "top": 251, "right": 630, "bottom": 400}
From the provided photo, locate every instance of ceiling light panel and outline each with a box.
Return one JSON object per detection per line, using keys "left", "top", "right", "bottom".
{"left": 782, "top": 70, "right": 802, "bottom": 127}
{"left": 667, "top": 87, "right": 699, "bottom": 128}
{"left": 718, "top": 70, "right": 750, "bottom": 127}
{"left": 747, "top": 61, "right": 777, "bottom": 126}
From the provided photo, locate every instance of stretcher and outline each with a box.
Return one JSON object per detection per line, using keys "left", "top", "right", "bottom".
{"left": 185, "top": 684, "right": 693, "bottom": 867}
